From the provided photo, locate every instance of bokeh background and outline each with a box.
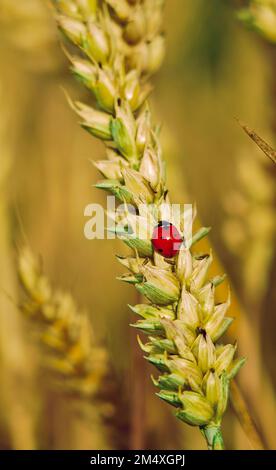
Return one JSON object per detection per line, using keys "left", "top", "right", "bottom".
{"left": 0, "top": 0, "right": 275, "bottom": 450}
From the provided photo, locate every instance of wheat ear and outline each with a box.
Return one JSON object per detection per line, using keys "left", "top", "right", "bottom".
{"left": 52, "top": 0, "right": 245, "bottom": 449}
{"left": 18, "top": 246, "right": 109, "bottom": 402}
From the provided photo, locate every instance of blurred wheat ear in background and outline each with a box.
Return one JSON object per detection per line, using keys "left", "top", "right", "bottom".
{"left": 0, "top": 53, "right": 38, "bottom": 449}
{"left": 18, "top": 246, "right": 109, "bottom": 401}
{"left": 17, "top": 245, "right": 123, "bottom": 449}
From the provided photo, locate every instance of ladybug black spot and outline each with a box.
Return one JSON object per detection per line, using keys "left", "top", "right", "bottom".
{"left": 158, "top": 248, "right": 163, "bottom": 253}
{"left": 197, "top": 327, "right": 207, "bottom": 339}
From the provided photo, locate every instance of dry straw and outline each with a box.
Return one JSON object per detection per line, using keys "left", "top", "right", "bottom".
{"left": 238, "top": 120, "right": 276, "bottom": 165}
{"left": 52, "top": 0, "right": 245, "bottom": 449}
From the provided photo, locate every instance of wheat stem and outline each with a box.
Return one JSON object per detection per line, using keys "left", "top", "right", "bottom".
{"left": 202, "top": 425, "right": 225, "bottom": 450}
{"left": 230, "top": 380, "right": 265, "bottom": 450}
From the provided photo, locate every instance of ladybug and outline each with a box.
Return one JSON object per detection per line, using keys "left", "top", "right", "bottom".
{"left": 151, "top": 220, "right": 183, "bottom": 258}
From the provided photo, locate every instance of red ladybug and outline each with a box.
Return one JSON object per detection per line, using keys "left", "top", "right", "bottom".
{"left": 151, "top": 221, "right": 183, "bottom": 258}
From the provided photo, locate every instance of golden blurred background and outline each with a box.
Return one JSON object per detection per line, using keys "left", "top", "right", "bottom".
{"left": 0, "top": 0, "right": 275, "bottom": 450}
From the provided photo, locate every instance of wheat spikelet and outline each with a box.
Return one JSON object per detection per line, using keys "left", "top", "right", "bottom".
{"left": 237, "top": 0, "right": 276, "bottom": 43}
{"left": 51, "top": 0, "right": 245, "bottom": 449}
